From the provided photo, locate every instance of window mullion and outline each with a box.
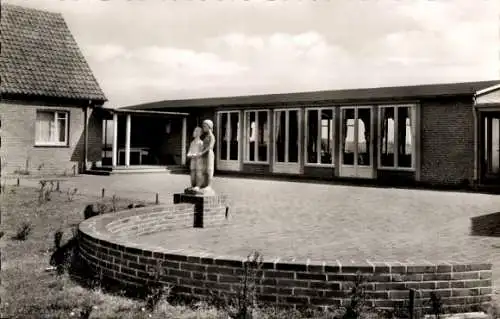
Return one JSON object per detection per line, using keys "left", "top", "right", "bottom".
{"left": 317, "top": 109, "right": 321, "bottom": 164}
{"left": 226, "top": 113, "right": 230, "bottom": 161}
{"left": 285, "top": 111, "right": 289, "bottom": 163}
{"left": 255, "top": 112, "right": 259, "bottom": 162}
{"left": 394, "top": 107, "right": 399, "bottom": 168}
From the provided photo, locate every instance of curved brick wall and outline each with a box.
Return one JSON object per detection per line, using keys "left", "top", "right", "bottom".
{"left": 78, "top": 204, "right": 493, "bottom": 314}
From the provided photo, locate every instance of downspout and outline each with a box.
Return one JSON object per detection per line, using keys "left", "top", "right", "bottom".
{"left": 472, "top": 95, "right": 478, "bottom": 186}
{"left": 83, "top": 100, "right": 91, "bottom": 173}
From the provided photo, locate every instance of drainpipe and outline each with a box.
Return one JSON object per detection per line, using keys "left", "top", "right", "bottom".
{"left": 83, "top": 100, "right": 91, "bottom": 172}
{"left": 472, "top": 95, "right": 478, "bottom": 185}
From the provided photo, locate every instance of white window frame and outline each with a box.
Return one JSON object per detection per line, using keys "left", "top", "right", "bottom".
{"left": 304, "top": 107, "right": 335, "bottom": 167}
{"left": 216, "top": 110, "right": 241, "bottom": 171}
{"left": 377, "top": 104, "right": 417, "bottom": 171}
{"left": 243, "top": 109, "right": 270, "bottom": 164}
{"left": 273, "top": 108, "right": 302, "bottom": 174}
{"left": 35, "top": 110, "right": 69, "bottom": 147}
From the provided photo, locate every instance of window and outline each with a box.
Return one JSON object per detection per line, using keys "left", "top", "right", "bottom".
{"left": 35, "top": 110, "right": 69, "bottom": 146}
{"left": 244, "top": 110, "right": 269, "bottom": 163}
{"left": 274, "top": 109, "right": 300, "bottom": 164}
{"left": 306, "top": 108, "right": 334, "bottom": 165}
{"left": 379, "top": 105, "right": 415, "bottom": 169}
{"left": 218, "top": 111, "right": 240, "bottom": 161}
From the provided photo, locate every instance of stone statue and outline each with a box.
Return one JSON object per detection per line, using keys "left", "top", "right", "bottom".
{"left": 184, "top": 119, "right": 215, "bottom": 196}
{"left": 185, "top": 127, "right": 203, "bottom": 193}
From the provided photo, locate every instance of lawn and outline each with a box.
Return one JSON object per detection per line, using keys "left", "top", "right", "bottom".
{"left": 0, "top": 184, "right": 227, "bottom": 319}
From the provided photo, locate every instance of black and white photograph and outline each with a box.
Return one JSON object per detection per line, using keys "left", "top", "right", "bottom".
{"left": 1, "top": 0, "right": 500, "bottom": 318}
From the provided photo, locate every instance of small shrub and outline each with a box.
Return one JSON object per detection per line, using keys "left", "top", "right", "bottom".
{"left": 211, "top": 250, "right": 264, "bottom": 319}
{"left": 341, "top": 271, "right": 371, "bottom": 319}
{"left": 142, "top": 260, "right": 171, "bottom": 311}
{"left": 111, "top": 195, "right": 118, "bottom": 212}
{"left": 0, "top": 231, "right": 4, "bottom": 239}
{"left": 12, "top": 222, "right": 33, "bottom": 240}
{"left": 67, "top": 188, "right": 78, "bottom": 202}
{"left": 424, "top": 291, "right": 443, "bottom": 319}
{"left": 38, "top": 181, "right": 52, "bottom": 203}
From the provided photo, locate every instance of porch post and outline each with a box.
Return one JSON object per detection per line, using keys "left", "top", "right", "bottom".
{"left": 473, "top": 106, "right": 479, "bottom": 183}
{"left": 487, "top": 116, "right": 492, "bottom": 172}
{"left": 125, "top": 114, "right": 131, "bottom": 167}
{"left": 181, "top": 116, "right": 187, "bottom": 166}
{"left": 112, "top": 112, "right": 118, "bottom": 167}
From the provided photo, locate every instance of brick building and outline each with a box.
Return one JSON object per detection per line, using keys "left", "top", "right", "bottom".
{"left": 0, "top": 4, "right": 107, "bottom": 176}
{"left": 122, "top": 80, "right": 500, "bottom": 188}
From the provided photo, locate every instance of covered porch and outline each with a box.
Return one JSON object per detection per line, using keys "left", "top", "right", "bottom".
{"left": 474, "top": 84, "right": 500, "bottom": 186}
{"left": 93, "top": 108, "right": 189, "bottom": 175}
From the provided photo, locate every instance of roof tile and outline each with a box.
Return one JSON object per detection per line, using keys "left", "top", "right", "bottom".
{"left": 0, "top": 4, "right": 107, "bottom": 102}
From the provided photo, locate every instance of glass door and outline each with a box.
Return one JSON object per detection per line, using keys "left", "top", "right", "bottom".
{"left": 273, "top": 109, "right": 301, "bottom": 174}
{"left": 339, "top": 106, "right": 374, "bottom": 178}
{"left": 217, "top": 111, "right": 241, "bottom": 171}
{"left": 483, "top": 113, "right": 500, "bottom": 184}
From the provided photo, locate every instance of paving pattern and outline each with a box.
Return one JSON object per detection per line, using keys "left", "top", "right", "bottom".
{"left": 10, "top": 173, "right": 500, "bottom": 287}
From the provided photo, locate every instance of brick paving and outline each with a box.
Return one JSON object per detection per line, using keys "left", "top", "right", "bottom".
{"left": 9, "top": 173, "right": 500, "bottom": 288}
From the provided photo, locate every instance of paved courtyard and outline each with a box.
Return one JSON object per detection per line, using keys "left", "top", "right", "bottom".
{"left": 10, "top": 173, "right": 500, "bottom": 287}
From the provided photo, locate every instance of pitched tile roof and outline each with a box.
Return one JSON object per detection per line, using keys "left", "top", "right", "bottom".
{"left": 0, "top": 3, "right": 107, "bottom": 102}
{"left": 125, "top": 80, "right": 500, "bottom": 110}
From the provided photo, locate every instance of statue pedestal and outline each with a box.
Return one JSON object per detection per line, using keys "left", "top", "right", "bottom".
{"left": 173, "top": 192, "right": 229, "bottom": 228}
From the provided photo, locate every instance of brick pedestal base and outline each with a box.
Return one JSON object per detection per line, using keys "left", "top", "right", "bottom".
{"left": 173, "top": 193, "right": 229, "bottom": 228}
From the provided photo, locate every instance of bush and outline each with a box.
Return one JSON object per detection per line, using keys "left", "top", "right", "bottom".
{"left": 12, "top": 222, "right": 33, "bottom": 240}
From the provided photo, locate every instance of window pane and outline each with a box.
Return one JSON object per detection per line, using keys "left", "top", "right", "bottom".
{"left": 320, "top": 109, "right": 334, "bottom": 164}
{"left": 380, "top": 107, "right": 395, "bottom": 167}
{"left": 397, "top": 107, "right": 412, "bottom": 168}
{"left": 229, "top": 113, "right": 239, "bottom": 160}
{"left": 36, "top": 111, "right": 55, "bottom": 143}
{"left": 342, "top": 109, "right": 355, "bottom": 165}
{"left": 275, "top": 111, "right": 286, "bottom": 162}
{"left": 357, "top": 108, "right": 371, "bottom": 166}
{"left": 257, "top": 111, "right": 268, "bottom": 162}
{"left": 307, "top": 110, "right": 319, "bottom": 163}
{"left": 288, "top": 110, "right": 299, "bottom": 163}
{"left": 220, "top": 113, "right": 228, "bottom": 160}
{"left": 247, "top": 112, "right": 256, "bottom": 161}
{"left": 57, "top": 118, "right": 67, "bottom": 143}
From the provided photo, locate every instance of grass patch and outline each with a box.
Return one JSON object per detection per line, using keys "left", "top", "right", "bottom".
{"left": 0, "top": 185, "right": 228, "bottom": 318}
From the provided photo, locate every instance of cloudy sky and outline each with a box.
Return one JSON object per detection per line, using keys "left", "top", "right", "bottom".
{"left": 6, "top": 0, "right": 500, "bottom": 107}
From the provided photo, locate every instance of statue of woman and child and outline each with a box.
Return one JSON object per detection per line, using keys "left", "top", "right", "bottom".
{"left": 184, "top": 119, "right": 216, "bottom": 196}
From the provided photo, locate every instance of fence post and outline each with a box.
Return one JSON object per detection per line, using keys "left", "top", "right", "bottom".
{"left": 16, "top": 177, "right": 20, "bottom": 186}
{"left": 102, "top": 188, "right": 105, "bottom": 198}
{"left": 56, "top": 181, "right": 60, "bottom": 192}
{"left": 155, "top": 193, "right": 159, "bottom": 205}
{"left": 409, "top": 288, "right": 415, "bottom": 319}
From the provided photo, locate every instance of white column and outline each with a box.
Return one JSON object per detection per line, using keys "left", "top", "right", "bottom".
{"left": 111, "top": 113, "right": 118, "bottom": 167}
{"left": 125, "top": 114, "right": 131, "bottom": 167}
{"left": 181, "top": 117, "right": 187, "bottom": 165}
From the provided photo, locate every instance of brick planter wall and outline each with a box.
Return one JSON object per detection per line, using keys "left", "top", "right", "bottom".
{"left": 471, "top": 211, "right": 500, "bottom": 237}
{"left": 78, "top": 204, "right": 493, "bottom": 314}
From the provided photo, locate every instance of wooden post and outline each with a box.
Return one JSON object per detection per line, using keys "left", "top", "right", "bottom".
{"left": 112, "top": 112, "right": 118, "bottom": 167}
{"left": 125, "top": 114, "right": 131, "bottom": 167}
{"left": 181, "top": 117, "right": 187, "bottom": 166}
{"left": 102, "top": 188, "right": 105, "bottom": 198}
{"left": 155, "top": 193, "right": 159, "bottom": 205}
{"left": 408, "top": 288, "right": 415, "bottom": 319}
{"left": 16, "top": 177, "right": 20, "bottom": 186}
{"left": 56, "top": 181, "right": 60, "bottom": 192}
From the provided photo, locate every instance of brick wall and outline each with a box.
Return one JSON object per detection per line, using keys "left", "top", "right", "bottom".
{"left": 470, "top": 211, "right": 500, "bottom": 237}
{"left": 78, "top": 204, "right": 493, "bottom": 314}
{"left": 420, "top": 97, "right": 475, "bottom": 186}
{"left": 242, "top": 163, "right": 271, "bottom": 175}
{"left": 303, "top": 166, "right": 335, "bottom": 180}
{"left": 0, "top": 99, "right": 100, "bottom": 175}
